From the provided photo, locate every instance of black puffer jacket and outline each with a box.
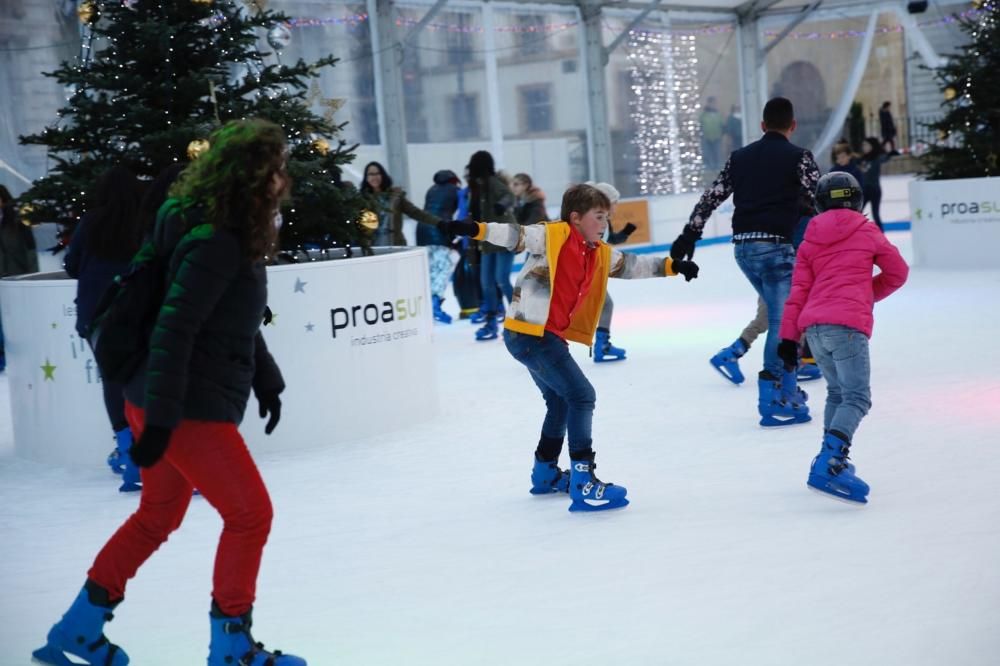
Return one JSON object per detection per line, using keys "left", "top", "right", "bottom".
{"left": 418, "top": 170, "right": 459, "bottom": 246}
{"left": 124, "top": 201, "right": 284, "bottom": 429}
{"left": 514, "top": 186, "right": 548, "bottom": 226}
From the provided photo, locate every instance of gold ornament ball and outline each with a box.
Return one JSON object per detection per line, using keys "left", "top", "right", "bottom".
{"left": 77, "top": 0, "right": 96, "bottom": 24}
{"left": 187, "top": 139, "right": 210, "bottom": 160}
{"left": 312, "top": 138, "right": 330, "bottom": 155}
{"left": 359, "top": 210, "right": 379, "bottom": 231}
{"left": 944, "top": 87, "right": 957, "bottom": 101}
{"left": 18, "top": 203, "right": 35, "bottom": 224}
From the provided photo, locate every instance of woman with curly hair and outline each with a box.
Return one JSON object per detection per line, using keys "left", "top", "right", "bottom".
{"left": 33, "top": 119, "right": 306, "bottom": 666}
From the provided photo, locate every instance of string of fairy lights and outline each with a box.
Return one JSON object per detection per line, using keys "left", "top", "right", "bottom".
{"left": 628, "top": 29, "right": 701, "bottom": 196}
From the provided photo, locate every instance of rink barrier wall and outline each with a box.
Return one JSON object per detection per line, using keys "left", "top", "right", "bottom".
{"left": 0, "top": 247, "right": 439, "bottom": 466}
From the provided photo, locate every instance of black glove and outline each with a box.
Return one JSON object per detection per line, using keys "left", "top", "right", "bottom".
{"left": 493, "top": 203, "right": 507, "bottom": 216}
{"left": 129, "top": 425, "right": 173, "bottom": 468}
{"left": 621, "top": 222, "right": 637, "bottom": 237}
{"left": 257, "top": 391, "right": 282, "bottom": 435}
{"left": 670, "top": 225, "right": 701, "bottom": 261}
{"left": 437, "top": 219, "right": 480, "bottom": 239}
{"left": 672, "top": 259, "right": 699, "bottom": 282}
{"left": 777, "top": 339, "right": 799, "bottom": 370}
{"left": 262, "top": 306, "right": 273, "bottom": 326}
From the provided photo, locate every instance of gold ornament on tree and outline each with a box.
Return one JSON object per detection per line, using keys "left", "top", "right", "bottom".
{"left": 944, "top": 87, "right": 957, "bottom": 101}
{"left": 187, "top": 139, "right": 210, "bottom": 160}
{"left": 312, "top": 138, "right": 330, "bottom": 155}
{"left": 359, "top": 210, "right": 379, "bottom": 231}
{"left": 18, "top": 203, "right": 35, "bottom": 225}
{"left": 77, "top": 1, "right": 96, "bottom": 24}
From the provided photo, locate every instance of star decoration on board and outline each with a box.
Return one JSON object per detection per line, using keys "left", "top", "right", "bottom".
{"left": 41, "top": 358, "right": 57, "bottom": 381}
{"left": 294, "top": 277, "right": 307, "bottom": 293}
{"left": 51, "top": 322, "right": 58, "bottom": 329}
{"left": 305, "top": 322, "right": 315, "bottom": 332}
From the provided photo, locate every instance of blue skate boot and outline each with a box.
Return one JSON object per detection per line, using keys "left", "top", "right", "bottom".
{"left": 710, "top": 338, "right": 748, "bottom": 385}
{"left": 475, "top": 315, "right": 498, "bottom": 341}
{"left": 797, "top": 357, "right": 822, "bottom": 382}
{"left": 106, "top": 427, "right": 131, "bottom": 475}
{"left": 757, "top": 370, "right": 811, "bottom": 427}
{"left": 117, "top": 430, "right": 141, "bottom": 493}
{"left": 593, "top": 328, "right": 626, "bottom": 362}
{"left": 432, "top": 295, "right": 453, "bottom": 324}
{"left": 568, "top": 453, "right": 628, "bottom": 512}
{"left": 208, "top": 602, "right": 306, "bottom": 666}
{"left": 807, "top": 431, "right": 869, "bottom": 504}
{"left": 32, "top": 581, "right": 129, "bottom": 666}
{"left": 530, "top": 457, "right": 570, "bottom": 495}
{"left": 495, "top": 304, "right": 506, "bottom": 321}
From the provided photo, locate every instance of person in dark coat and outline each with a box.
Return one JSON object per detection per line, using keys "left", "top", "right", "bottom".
{"left": 421, "top": 169, "right": 460, "bottom": 323}
{"left": 63, "top": 166, "right": 145, "bottom": 489}
{"left": 511, "top": 173, "right": 549, "bottom": 226}
{"left": 33, "top": 119, "right": 306, "bottom": 666}
{"left": 858, "top": 136, "right": 891, "bottom": 231}
{"left": 0, "top": 184, "right": 40, "bottom": 372}
{"left": 878, "top": 101, "right": 896, "bottom": 148}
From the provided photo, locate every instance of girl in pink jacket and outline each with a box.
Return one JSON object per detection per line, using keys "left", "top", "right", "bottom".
{"left": 777, "top": 172, "right": 908, "bottom": 504}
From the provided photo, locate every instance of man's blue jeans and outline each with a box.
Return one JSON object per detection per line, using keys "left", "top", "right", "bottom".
{"left": 503, "top": 329, "right": 595, "bottom": 455}
{"left": 733, "top": 241, "right": 795, "bottom": 378}
{"left": 804, "top": 324, "right": 872, "bottom": 440}
{"left": 480, "top": 251, "right": 514, "bottom": 314}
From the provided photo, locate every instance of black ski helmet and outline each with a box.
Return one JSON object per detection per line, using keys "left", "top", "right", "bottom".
{"left": 815, "top": 172, "right": 863, "bottom": 213}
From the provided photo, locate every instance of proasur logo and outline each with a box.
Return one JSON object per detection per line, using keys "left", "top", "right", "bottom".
{"left": 940, "top": 200, "right": 998, "bottom": 216}
{"left": 330, "top": 296, "right": 423, "bottom": 337}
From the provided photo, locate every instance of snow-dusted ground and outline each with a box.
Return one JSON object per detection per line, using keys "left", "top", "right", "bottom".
{"left": 2, "top": 232, "right": 999, "bottom": 666}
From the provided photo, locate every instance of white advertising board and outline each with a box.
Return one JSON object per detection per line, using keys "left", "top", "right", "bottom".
{"left": 0, "top": 247, "right": 438, "bottom": 466}
{"left": 909, "top": 176, "right": 1000, "bottom": 269}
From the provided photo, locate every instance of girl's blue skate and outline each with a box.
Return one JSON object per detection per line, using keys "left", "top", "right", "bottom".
{"left": 757, "top": 370, "right": 811, "bottom": 427}
{"left": 807, "top": 432, "right": 869, "bottom": 504}
{"left": 797, "top": 358, "right": 823, "bottom": 382}
{"left": 209, "top": 603, "right": 306, "bottom": 666}
{"left": 710, "top": 338, "right": 747, "bottom": 385}
{"left": 32, "top": 583, "right": 129, "bottom": 666}
{"left": 568, "top": 456, "right": 628, "bottom": 512}
{"left": 106, "top": 427, "right": 132, "bottom": 475}
{"left": 593, "top": 328, "right": 626, "bottom": 362}
{"left": 530, "top": 458, "right": 570, "bottom": 495}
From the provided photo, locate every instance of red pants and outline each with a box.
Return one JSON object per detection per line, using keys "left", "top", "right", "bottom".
{"left": 87, "top": 402, "right": 273, "bottom": 616}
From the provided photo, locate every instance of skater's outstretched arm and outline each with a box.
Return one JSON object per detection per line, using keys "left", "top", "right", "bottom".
{"left": 439, "top": 219, "right": 546, "bottom": 254}
{"left": 671, "top": 157, "right": 734, "bottom": 260}
{"left": 608, "top": 249, "right": 698, "bottom": 282}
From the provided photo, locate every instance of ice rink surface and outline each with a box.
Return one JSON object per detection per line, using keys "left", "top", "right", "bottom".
{"left": 2, "top": 232, "right": 999, "bottom": 666}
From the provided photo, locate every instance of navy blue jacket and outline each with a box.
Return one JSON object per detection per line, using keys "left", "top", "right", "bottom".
{"left": 64, "top": 213, "right": 133, "bottom": 337}
{"left": 729, "top": 133, "right": 813, "bottom": 239}
{"left": 418, "top": 170, "right": 459, "bottom": 246}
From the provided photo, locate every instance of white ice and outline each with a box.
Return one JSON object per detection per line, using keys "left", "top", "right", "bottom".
{"left": 2, "top": 232, "right": 999, "bottom": 666}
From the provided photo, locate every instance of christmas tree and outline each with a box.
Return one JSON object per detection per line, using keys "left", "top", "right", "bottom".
{"left": 19, "top": 0, "right": 372, "bottom": 253}
{"left": 922, "top": 0, "right": 999, "bottom": 180}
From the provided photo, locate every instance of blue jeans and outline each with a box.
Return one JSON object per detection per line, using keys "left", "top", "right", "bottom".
{"left": 734, "top": 241, "right": 795, "bottom": 378}
{"left": 503, "top": 330, "right": 596, "bottom": 454}
{"left": 805, "top": 324, "right": 872, "bottom": 440}
{"left": 480, "top": 251, "right": 514, "bottom": 314}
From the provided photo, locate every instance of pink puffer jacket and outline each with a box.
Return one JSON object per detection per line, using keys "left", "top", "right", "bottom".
{"left": 780, "top": 209, "right": 909, "bottom": 340}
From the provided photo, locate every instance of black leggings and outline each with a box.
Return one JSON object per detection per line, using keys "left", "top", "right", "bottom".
{"left": 864, "top": 186, "right": 883, "bottom": 231}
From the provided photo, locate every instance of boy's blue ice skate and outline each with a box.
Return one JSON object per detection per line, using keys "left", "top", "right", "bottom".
{"left": 116, "top": 429, "right": 141, "bottom": 493}
{"left": 757, "top": 370, "right": 811, "bottom": 427}
{"left": 475, "top": 316, "right": 498, "bottom": 341}
{"left": 32, "top": 582, "right": 129, "bottom": 666}
{"left": 568, "top": 455, "right": 628, "bottom": 512}
{"left": 797, "top": 357, "right": 822, "bottom": 382}
{"left": 432, "top": 295, "right": 453, "bottom": 324}
{"left": 807, "top": 432, "right": 869, "bottom": 504}
{"left": 710, "top": 338, "right": 748, "bottom": 385}
{"left": 530, "top": 458, "right": 570, "bottom": 495}
{"left": 469, "top": 308, "right": 487, "bottom": 324}
{"left": 593, "top": 328, "right": 626, "bottom": 362}
{"left": 106, "top": 427, "right": 131, "bottom": 475}
{"left": 209, "top": 603, "right": 306, "bottom": 666}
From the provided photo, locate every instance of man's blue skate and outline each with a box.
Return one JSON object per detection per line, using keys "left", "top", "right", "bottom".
{"left": 807, "top": 432, "right": 869, "bottom": 504}
{"left": 568, "top": 456, "right": 628, "bottom": 512}
{"left": 32, "top": 583, "right": 129, "bottom": 666}
{"left": 757, "top": 370, "right": 811, "bottom": 427}
{"left": 710, "top": 338, "right": 747, "bottom": 385}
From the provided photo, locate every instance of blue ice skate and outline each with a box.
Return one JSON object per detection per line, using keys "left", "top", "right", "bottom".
{"left": 530, "top": 458, "right": 570, "bottom": 495}
{"left": 117, "top": 434, "right": 142, "bottom": 494}
{"left": 107, "top": 427, "right": 133, "bottom": 476}
{"left": 710, "top": 338, "right": 747, "bottom": 385}
{"left": 432, "top": 295, "right": 453, "bottom": 324}
{"left": 475, "top": 316, "right": 498, "bottom": 341}
{"left": 593, "top": 328, "right": 626, "bottom": 362}
{"left": 32, "top": 583, "right": 129, "bottom": 666}
{"left": 797, "top": 358, "right": 822, "bottom": 382}
{"left": 568, "top": 456, "right": 628, "bottom": 512}
{"left": 209, "top": 603, "right": 306, "bottom": 666}
{"left": 757, "top": 370, "right": 810, "bottom": 427}
{"left": 807, "top": 432, "right": 869, "bottom": 504}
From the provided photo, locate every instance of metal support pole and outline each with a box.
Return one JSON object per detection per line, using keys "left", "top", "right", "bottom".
{"left": 375, "top": 0, "right": 411, "bottom": 192}
{"left": 579, "top": 0, "right": 614, "bottom": 185}
{"left": 482, "top": 2, "right": 506, "bottom": 167}
{"left": 736, "top": 14, "right": 765, "bottom": 148}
